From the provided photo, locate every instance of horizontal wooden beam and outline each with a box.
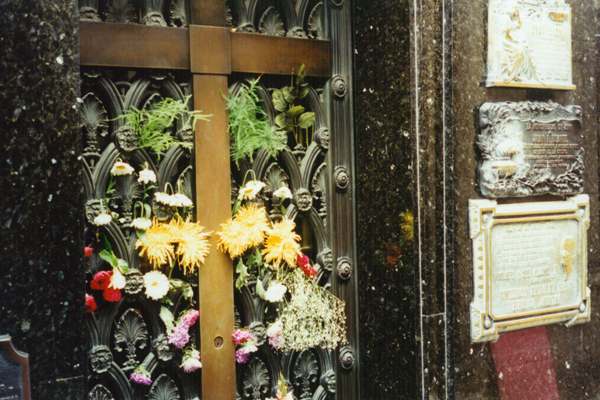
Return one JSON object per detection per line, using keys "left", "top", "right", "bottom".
{"left": 80, "top": 22, "right": 189, "bottom": 70}
{"left": 80, "top": 22, "right": 331, "bottom": 77}
{"left": 231, "top": 31, "right": 331, "bottom": 77}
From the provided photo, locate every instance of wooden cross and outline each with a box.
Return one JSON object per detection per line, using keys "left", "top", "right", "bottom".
{"left": 80, "top": 1, "right": 357, "bottom": 398}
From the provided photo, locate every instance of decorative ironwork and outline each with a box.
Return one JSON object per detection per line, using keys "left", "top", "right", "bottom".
{"left": 227, "top": 0, "right": 325, "bottom": 39}
{"left": 81, "top": 71, "right": 200, "bottom": 399}
{"left": 336, "top": 257, "right": 352, "bottom": 281}
{"left": 338, "top": 346, "right": 355, "bottom": 370}
{"left": 79, "top": 0, "right": 189, "bottom": 26}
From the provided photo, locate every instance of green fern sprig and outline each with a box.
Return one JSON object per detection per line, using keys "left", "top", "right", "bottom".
{"left": 226, "top": 78, "right": 287, "bottom": 165}
{"left": 121, "top": 96, "right": 210, "bottom": 156}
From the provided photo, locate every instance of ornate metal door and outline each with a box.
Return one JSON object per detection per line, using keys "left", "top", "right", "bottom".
{"left": 78, "top": 1, "right": 358, "bottom": 399}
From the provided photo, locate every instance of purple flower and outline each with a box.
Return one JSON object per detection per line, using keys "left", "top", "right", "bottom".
{"left": 181, "top": 309, "right": 199, "bottom": 328}
{"left": 168, "top": 323, "right": 191, "bottom": 349}
{"left": 235, "top": 343, "right": 258, "bottom": 365}
{"left": 130, "top": 370, "right": 152, "bottom": 386}
{"left": 235, "top": 349, "right": 252, "bottom": 364}
{"left": 232, "top": 329, "right": 254, "bottom": 346}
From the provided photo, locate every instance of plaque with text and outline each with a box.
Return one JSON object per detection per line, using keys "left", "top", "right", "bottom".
{"left": 487, "top": 0, "right": 574, "bottom": 90}
{"left": 469, "top": 196, "right": 590, "bottom": 343}
{"left": 0, "top": 336, "right": 30, "bottom": 400}
{"left": 478, "top": 101, "right": 583, "bottom": 198}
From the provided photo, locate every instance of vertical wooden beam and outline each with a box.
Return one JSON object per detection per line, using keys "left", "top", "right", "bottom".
{"left": 190, "top": 0, "right": 226, "bottom": 26}
{"left": 194, "top": 74, "right": 236, "bottom": 400}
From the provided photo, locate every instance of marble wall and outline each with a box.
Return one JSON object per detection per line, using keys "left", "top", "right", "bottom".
{"left": 353, "top": 1, "right": 417, "bottom": 399}
{"left": 451, "top": 1, "right": 600, "bottom": 399}
{"left": 0, "top": 2, "right": 85, "bottom": 399}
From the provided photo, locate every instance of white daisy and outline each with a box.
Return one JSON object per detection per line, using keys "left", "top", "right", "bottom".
{"left": 238, "top": 180, "right": 266, "bottom": 200}
{"left": 273, "top": 186, "right": 293, "bottom": 200}
{"left": 138, "top": 168, "right": 157, "bottom": 185}
{"left": 110, "top": 161, "right": 135, "bottom": 176}
{"left": 154, "top": 192, "right": 172, "bottom": 206}
{"left": 93, "top": 212, "right": 112, "bottom": 226}
{"left": 143, "top": 271, "right": 170, "bottom": 300}
{"left": 131, "top": 217, "right": 152, "bottom": 231}
{"left": 171, "top": 193, "right": 193, "bottom": 208}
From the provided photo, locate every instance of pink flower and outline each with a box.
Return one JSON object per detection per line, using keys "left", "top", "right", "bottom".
{"left": 181, "top": 309, "right": 199, "bottom": 328}
{"left": 232, "top": 329, "right": 254, "bottom": 346}
{"left": 181, "top": 349, "right": 202, "bottom": 373}
{"left": 267, "top": 321, "right": 284, "bottom": 350}
{"left": 235, "top": 344, "right": 258, "bottom": 365}
{"left": 130, "top": 367, "right": 152, "bottom": 385}
{"left": 168, "top": 323, "right": 191, "bottom": 349}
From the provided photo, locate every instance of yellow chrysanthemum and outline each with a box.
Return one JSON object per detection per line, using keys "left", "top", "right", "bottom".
{"left": 400, "top": 211, "right": 414, "bottom": 242}
{"left": 236, "top": 204, "right": 269, "bottom": 247}
{"left": 175, "top": 220, "right": 211, "bottom": 275}
{"left": 136, "top": 219, "right": 175, "bottom": 269}
{"left": 262, "top": 218, "right": 301, "bottom": 268}
{"left": 217, "top": 204, "right": 269, "bottom": 259}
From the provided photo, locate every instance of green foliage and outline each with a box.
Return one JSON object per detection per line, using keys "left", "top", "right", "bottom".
{"left": 121, "top": 96, "right": 210, "bottom": 156}
{"left": 99, "top": 249, "right": 129, "bottom": 273}
{"left": 226, "top": 78, "right": 287, "bottom": 165}
{"left": 271, "top": 65, "right": 316, "bottom": 147}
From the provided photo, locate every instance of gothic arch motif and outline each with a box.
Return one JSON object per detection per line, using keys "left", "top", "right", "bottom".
{"left": 226, "top": 0, "right": 325, "bottom": 39}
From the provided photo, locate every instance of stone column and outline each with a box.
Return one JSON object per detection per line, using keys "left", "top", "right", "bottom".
{"left": 0, "top": 2, "right": 84, "bottom": 398}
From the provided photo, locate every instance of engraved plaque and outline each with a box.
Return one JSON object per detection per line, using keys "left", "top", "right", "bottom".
{"left": 487, "top": 0, "right": 574, "bottom": 90}
{"left": 0, "top": 336, "right": 30, "bottom": 400}
{"left": 478, "top": 101, "right": 583, "bottom": 198}
{"left": 469, "top": 196, "right": 590, "bottom": 343}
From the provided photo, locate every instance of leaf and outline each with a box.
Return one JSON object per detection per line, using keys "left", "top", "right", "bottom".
{"left": 181, "top": 283, "right": 194, "bottom": 300}
{"left": 272, "top": 89, "right": 288, "bottom": 112}
{"left": 159, "top": 306, "right": 175, "bottom": 333}
{"left": 287, "top": 105, "right": 305, "bottom": 118}
{"left": 116, "top": 258, "right": 130, "bottom": 274}
{"left": 282, "top": 86, "right": 296, "bottom": 104}
{"left": 275, "top": 113, "right": 288, "bottom": 129}
{"left": 298, "top": 86, "right": 310, "bottom": 99}
{"left": 256, "top": 279, "right": 267, "bottom": 300}
{"left": 99, "top": 249, "right": 118, "bottom": 267}
{"left": 235, "top": 259, "right": 250, "bottom": 290}
{"left": 298, "top": 112, "right": 316, "bottom": 129}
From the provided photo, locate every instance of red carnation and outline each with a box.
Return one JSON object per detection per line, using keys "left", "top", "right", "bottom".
{"left": 296, "top": 253, "right": 317, "bottom": 278}
{"left": 301, "top": 264, "right": 318, "bottom": 278}
{"left": 85, "top": 294, "right": 97, "bottom": 313}
{"left": 84, "top": 246, "right": 94, "bottom": 258}
{"left": 296, "top": 253, "right": 310, "bottom": 268}
{"left": 103, "top": 288, "right": 122, "bottom": 303}
{"left": 90, "top": 270, "right": 112, "bottom": 291}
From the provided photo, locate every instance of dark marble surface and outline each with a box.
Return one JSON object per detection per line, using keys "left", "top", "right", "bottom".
{"left": 0, "top": 2, "right": 85, "bottom": 399}
{"left": 353, "top": 1, "right": 417, "bottom": 399}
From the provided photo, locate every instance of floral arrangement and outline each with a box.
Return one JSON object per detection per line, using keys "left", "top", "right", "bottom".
{"left": 219, "top": 176, "right": 347, "bottom": 363}
{"left": 84, "top": 98, "right": 211, "bottom": 384}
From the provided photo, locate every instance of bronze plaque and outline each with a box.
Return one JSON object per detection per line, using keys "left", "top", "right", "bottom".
{"left": 0, "top": 336, "right": 30, "bottom": 400}
{"left": 478, "top": 101, "right": 583, "bottom": 198}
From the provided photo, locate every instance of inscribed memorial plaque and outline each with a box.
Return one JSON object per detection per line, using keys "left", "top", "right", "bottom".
{"left": 478, "top": 101, "right": 583, "bottom": 198}
{"left": 486, "top": 0, "right": 574, "bottom": 90}
{"left": 469, "top": 196, "right": 590, "bottom": 343}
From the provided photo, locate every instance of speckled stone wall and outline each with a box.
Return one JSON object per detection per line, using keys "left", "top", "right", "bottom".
{"left": 353, "top": 1, "right": 417, "bottom": 399}
{"left": 451, "top": 1, "right": 600, "bottom": 399}
{"left": 0, "top": 2, "right": 84, "bottom": 399}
